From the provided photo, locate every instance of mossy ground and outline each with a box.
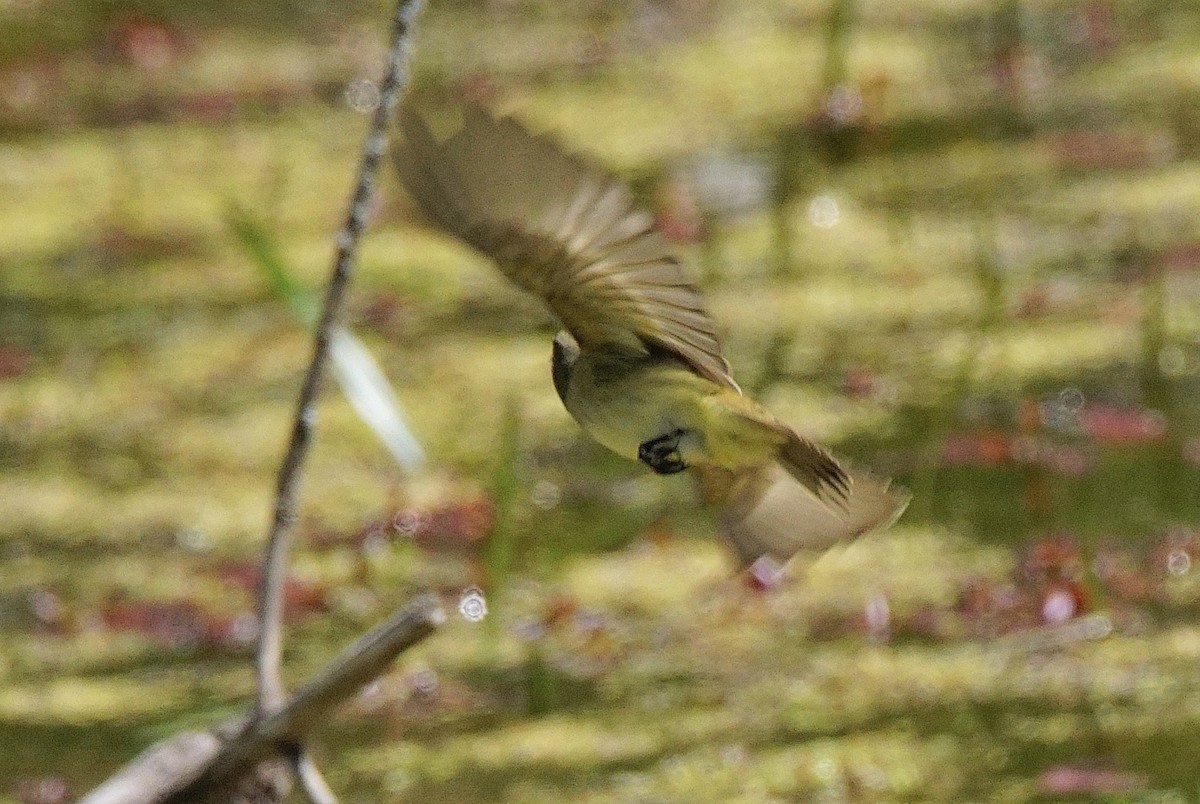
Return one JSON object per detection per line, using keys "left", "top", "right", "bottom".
{"left": 3, "top": 0, "right": 1200, "bottom": 800}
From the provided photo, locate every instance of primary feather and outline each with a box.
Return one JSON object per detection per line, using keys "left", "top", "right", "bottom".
{"left": 393, "top": 104, "right": 736, "bottom": 389}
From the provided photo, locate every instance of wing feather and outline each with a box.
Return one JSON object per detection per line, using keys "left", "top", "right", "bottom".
{"left": 394, "top": 104, "right": 736, "bottom": 389}
{"left": 696, "top": 464, "right": 909, "bottom": 568}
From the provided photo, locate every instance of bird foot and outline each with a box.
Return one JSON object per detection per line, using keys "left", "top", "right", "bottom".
{"left": 638, "top": 430, "right": 688, "bottom": 475}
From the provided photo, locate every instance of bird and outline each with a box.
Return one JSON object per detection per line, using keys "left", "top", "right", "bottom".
{"left": 392, "top": 103, "right": 907, "bottom": 568}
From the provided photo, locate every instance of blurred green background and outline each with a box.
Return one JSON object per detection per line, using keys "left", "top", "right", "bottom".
{"left": 3, "top": 0, "right": 1200, "bottom": 800}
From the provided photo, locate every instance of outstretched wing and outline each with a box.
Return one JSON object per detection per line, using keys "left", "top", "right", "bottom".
{"left": 393, "top": 104, "right": 736, "bottom": 389}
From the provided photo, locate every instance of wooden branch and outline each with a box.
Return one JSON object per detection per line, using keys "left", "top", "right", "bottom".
{"left": 293, "top": 748, "right": 338, "bottom": 804}
{"left": 256, "top": 0, "right": 427, "bottom": 715}
{"left": 216, "top": 595, "right": 444, "bottom": 785}
{"left": 81, "top": 595, "right": 444, "bottom": 804}
{"left": 78, "top": 725, "right": 240, "bottom": 804}
{"left": 81, "top": 1, "right": 432, "bottom": 800}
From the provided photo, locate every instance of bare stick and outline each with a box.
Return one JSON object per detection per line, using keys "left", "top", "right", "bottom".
{"left": 82, "top": 595, "right": 443, "bottom": 804}
{"left": 80, "top": 2, "right": 433, "bottom": 801}
{"left": 293, "top": 748, "right": 338, "bottom": 804}
{"left": 183, "top": 595, "right": 445, "bottom": 801}
{"left": 256, "top": 0, "right": 426, "bottom": 714}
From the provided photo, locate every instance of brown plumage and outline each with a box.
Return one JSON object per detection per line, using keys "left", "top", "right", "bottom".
{"left": 394, "top": 103, "right": 908, "bottom": 567}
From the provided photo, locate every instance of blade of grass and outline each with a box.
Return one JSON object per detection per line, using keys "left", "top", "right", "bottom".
{"left": 329, "top": 328, "right": 424, "bottom": 471}
{"left": 484, "top": 394, "right": 524, "bottom": 644}
{"left": 226, "top": 204, "right": 424, "bottom": 471}
{"left": 226, "top": 204, "right": 319, "bottom": 325}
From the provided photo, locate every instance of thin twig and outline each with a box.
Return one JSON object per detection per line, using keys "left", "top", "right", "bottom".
{"left": 292, "top": 748, "right": 338, "bottom": 804}
{"left": 80, "top": 3, "right": 432, "bottom": 801}
{"left": 255, "top": 0, "right": 426, "bottom": 715}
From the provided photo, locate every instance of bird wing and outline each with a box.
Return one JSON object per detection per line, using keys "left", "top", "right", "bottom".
{"left": 393, "top": 103, "right": 736, "bottom": 390}
{"left": 695, "top": 463, "right": 909, "bottom": 569}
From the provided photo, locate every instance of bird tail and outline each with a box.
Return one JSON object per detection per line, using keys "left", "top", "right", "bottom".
{"left": 695, "top": 458, "right": 908, "bottom": 570}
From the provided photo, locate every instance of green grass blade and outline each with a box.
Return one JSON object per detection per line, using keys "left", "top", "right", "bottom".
{"left": 226, "top": 203, "right": 424, "bottom": 472}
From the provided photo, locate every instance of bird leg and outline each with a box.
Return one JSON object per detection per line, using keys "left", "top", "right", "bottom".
{"left": 638, "top": 429, "right": 688, "bottom": 475}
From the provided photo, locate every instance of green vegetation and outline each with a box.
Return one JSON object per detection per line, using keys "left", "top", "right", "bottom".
{"left": 2, "top": 0, "right": 1200, "bottom": 800}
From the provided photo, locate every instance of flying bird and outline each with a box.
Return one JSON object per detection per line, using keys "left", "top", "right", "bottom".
{"left": 393, "top": 104, "right": 907, "bottom": 568}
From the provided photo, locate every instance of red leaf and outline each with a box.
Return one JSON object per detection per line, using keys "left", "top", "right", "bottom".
{"left": 941, "top": 429, "right": 1013, "bottom": 467}
{"left": 1079, "top": 404, "right": 1166, "bottom": 444}
{"left": 395, "top": 497, "right": 495, "bottom": 554}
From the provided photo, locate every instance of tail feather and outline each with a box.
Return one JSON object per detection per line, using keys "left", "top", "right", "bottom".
{"left": 696, "top": 462, "right": 908, "bottom": 569}
{"left": 777, "top": 430, "right": 851, "bottom": 508}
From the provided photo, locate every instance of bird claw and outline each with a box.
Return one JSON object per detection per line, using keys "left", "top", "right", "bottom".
{"left": 638, "top": 430, "right": 688, "bottom": 475}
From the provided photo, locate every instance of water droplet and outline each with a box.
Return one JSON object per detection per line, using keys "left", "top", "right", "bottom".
{"left": 1167, "top": 549, "right": 1191, "bottom": 576}
{"left": 808, "top": 194, "right": 840, "bottom": 229}
{"left": 1058, "top": 387, "right": 1085, "bottom": 411}
{"left": 343, "top": 78, "right": 380, "bottom": 113}
{"left": 458, "top": 587, "right": 488, "bottom": 622}
{"left": 393, "top": 510, "right": 425, "bottom": 536}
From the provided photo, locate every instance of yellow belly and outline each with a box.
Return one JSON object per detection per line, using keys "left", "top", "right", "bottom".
{"left": 560, "top": 351, "right": 784, "bottom": 469}
{"left": 561, "top": 353, "right": 709, "bottom": 461}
